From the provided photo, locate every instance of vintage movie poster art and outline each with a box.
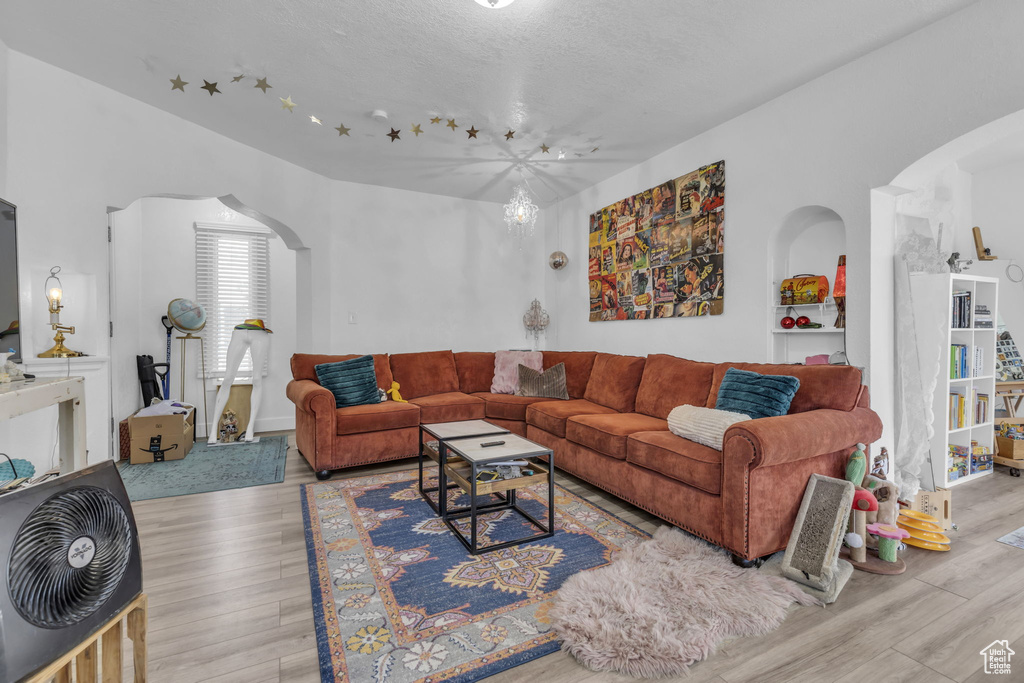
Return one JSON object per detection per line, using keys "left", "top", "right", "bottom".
{"left": 617, "top": 237, "right": 639, "bottom": 271}
{"left": 667, "top": 219, "right": 693, "bottom": 263}
{"left": 588, "top": 159, "right": 724, "bottom": 322}
{"left": 651, "top": 180, "right": 677, "bottom": 228}
{"left": 633, "top": 229, "right": 651, "bottom": 269}
{"left": 699, "top": 161, "right": 725, "bottom": 214}
{"left": 600, "top": 275, "right": 618, "bottom": 311}
{"left": 635, "top": 189, "right": 653, "bottom": 231}
{"left": 675, "top": 170, "right": 701, "bottom": 221}
{"left": 601, "top": 242, "right": 617, "bottom": 276}
{"left": 589, "top": 278, "right": 602, "bottom": 313}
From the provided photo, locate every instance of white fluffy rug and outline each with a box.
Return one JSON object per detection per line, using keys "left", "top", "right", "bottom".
{"left": 549, "top": 526, "right": 819, "bottom": 678}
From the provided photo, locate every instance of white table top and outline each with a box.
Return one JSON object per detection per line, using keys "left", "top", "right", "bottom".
{"left": 444, "top": 433, "right": 552, "bottom": 464}
{"left": 421, "top": 419, "right": 509, "bottom": 440}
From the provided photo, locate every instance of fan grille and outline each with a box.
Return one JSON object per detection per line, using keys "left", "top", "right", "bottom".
{"left": 8, "top": 486, "right": 133, "bottom": 629}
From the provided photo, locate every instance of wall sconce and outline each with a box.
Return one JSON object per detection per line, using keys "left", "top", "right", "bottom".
{"left": 523, "top": 299, "right": 549, "bottom": 349}
{"left": 38, "top": 266, "right": 84, "bottom": 358}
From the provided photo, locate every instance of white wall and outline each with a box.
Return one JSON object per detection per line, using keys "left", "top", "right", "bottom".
{"left": 965, "top": 161, "right": 1024, "bottom": 338}
{"left": 110, "top": 197, "right": 297, "bottom": 437}
{"left": 328, "top": 183, "right": 545, "bottom": 354}
{"left": 544, "top": 0, "right": 1024, "bottom": 452}
{"left": 0, "top": 36, "right": 7, "bottom": 198}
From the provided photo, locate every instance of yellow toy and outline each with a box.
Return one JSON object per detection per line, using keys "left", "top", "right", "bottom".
{"left": 387, "top": 381, "right": 407, "bottom": 403}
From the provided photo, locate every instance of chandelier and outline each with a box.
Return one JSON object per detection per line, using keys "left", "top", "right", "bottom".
{"left": 504, "top": 178, "right": 538, "bottom": 241}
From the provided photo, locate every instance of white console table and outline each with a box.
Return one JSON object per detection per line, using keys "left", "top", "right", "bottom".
{"left": 0, "top": 377, "right": 87, "bottom": 473}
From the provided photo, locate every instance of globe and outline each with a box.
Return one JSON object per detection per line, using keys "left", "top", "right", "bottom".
{"left": 167, "top": 298, "right": 207, "bottom": 334}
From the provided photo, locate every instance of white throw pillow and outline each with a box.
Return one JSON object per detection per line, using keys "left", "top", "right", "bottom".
{"left": 666, "top": 404, "right": 751, "bottom": 451}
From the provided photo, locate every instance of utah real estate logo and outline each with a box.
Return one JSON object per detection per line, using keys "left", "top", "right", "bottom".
{"left": 980, "top": 640, "right": 1014, "bottom": 675}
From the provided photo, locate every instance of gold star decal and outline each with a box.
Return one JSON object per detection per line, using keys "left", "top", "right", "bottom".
{"left": 591, "top": 147, "right": 600, "bottom": 153}
{"left": 231, "top": 74, "right": 245, "bottom": 83}
{"left": 411, "top": 124, "right": 423, "bottom": 136}
{"left": 254, "top": 77, "right": 272, "bottom": 93}
{"left": 169, "top": 75, "right": 188, "bottom": 91}
{"left": 387, "top": 128, "right": 401, "bottom": 142}
{"left": 446, "top": 119, "right": 458, "bottom": 131}
{"left": 335, "top": 123, "right": 351, "bottom": 136}
{"left": 467, "top": 126, "right": 479, "bottom": 139}
{"left": 505, "top": 130, "right": 515, "bottom": 140}
{"left": 540, "top": 144, "right": 550, "bottom": 153}
{"left": 310, "top": 115, "right": 322, "bottom": 125}
{"left": 430, "top": 116, "right": 442, "bottom": 124}
{"left": 201, "top": 80, "right": 220, "bottom": 96}
{"left": 280, "top": 96, "right": 297, "bottom": 112}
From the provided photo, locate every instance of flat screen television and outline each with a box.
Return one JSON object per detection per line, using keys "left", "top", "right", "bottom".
{"left": 0, "top": 198, "right": 21, "bottom": 362}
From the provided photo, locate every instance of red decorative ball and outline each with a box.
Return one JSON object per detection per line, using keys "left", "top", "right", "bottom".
{"left": 796, "top": 316, "right": 811, "bottom": 327}
{"left": 781, "top": 316, "right": 796, "bottom": 329}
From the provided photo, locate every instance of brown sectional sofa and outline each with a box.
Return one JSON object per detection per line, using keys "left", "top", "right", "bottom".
{"left": 287, "top": 350, "right": 882, "bottom": 562}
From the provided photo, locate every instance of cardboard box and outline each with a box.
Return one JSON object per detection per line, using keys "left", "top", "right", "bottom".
{"left": 908, "top": 488, "right": 953, "bottom": 531}
{"left": 128, "top": 407, "right": 194, "bottom": 464}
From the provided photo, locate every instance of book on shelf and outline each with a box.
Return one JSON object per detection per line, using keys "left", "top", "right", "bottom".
{"left": 952, "top": 290, "right": 972, "bottom": 328}
{"left": 948, "top": 391, "right": 967, "bottom": 430}
{"left": 974, "top": 391, "right": 989, "bottom": 425}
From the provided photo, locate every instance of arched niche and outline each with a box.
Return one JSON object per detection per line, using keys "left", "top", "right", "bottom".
{"left": 768, "top": 205, "right": 848, "bottom": 363}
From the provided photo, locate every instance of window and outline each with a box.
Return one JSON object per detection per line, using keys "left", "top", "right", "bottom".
{"left": 195, "top": 222, "right": 271, "bottom": 379}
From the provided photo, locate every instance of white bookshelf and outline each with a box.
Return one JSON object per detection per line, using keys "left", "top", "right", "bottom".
{"left": 910, "top": 273, "right": 998, "bottom": 489}
{"left": 770, "top": 296, "right": 844, "bottom": 362}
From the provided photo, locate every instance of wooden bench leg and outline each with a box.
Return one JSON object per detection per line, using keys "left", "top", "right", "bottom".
{"left": 127, "top": 596, "right": 148, "bottom": 683}
{"left": 76, "top": 641, "right": 98, "bottom": 683}
{"left": 54, "top": 662, "right": 72, "bottom": 683}
{"left": 101, "top": 620, "right": 122, "bottom": 683}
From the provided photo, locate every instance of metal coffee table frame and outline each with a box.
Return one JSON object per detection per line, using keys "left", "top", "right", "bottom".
{"left": 418, "top": 420, "right": 509, "bottom": 518}
{"left": 441, "top": 435, "right": 555, "bottom": 555}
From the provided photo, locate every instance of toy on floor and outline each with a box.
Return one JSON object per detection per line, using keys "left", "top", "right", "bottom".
{"left": 845, "top": 442, "right": 867, "bottom": 486}
{"left": 866, "top": 523, "right": 910, "bottom": 563}
{"left": 862, "top": 475, "right": 899, "bottom": 527}
{"left": 387, "top": 381, "right": 407, "bottom": 402}
{"left": 849, "top": 489, "right": 878, "bottom": 564}
{"left": 897, "top": 509, "right": 951, "bottom": 551}
{"left": 218, "top": 409, "right": 240, "bottom": 443}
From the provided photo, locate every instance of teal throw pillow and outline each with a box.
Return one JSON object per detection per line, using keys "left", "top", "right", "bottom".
{"left": 715, "top": 367, "right": 800, "bottom": 420}
{"left": 315, "top": 355, "right": 380, "bottom": 408}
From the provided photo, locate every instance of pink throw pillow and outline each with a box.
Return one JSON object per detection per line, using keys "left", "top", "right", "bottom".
{"left": 491, "top": 350, "right": 543, "bottom": 394}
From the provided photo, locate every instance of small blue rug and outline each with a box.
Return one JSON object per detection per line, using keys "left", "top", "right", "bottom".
{"left": 117, "top": 436, "right": 288, "bottom": 501}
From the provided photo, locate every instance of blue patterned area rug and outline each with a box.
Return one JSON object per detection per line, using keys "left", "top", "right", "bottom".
{"left": 117, "top": 435, "right": 288, "bottom": 501}
{"left": 302, "top": 469, "right": 648, "bottom": 683}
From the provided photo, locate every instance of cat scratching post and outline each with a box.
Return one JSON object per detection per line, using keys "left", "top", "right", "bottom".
{"left": 780, "top": 474, "right": 856, "bottom": 604}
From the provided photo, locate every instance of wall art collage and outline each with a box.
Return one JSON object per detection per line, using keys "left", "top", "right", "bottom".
{"left": 588, "top": 160, "right": 725, "bottom": 321}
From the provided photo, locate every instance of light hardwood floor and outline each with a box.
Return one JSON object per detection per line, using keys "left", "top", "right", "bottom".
{"left": 125, "top": 433, "right": 1024, "bottom": 682}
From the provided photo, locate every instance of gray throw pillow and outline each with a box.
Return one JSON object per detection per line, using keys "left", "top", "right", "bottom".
{"left": 516, "top": 362, "right": 570, "bottom": 400}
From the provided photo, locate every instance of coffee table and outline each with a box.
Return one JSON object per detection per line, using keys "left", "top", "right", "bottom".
{"left": 418, "top": 420, "right": 509, "bottom": 517}
{"left": 441, "top": 433, "right": 555, "bottom": 555}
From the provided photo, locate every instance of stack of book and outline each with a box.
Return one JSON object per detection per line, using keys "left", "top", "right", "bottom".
{"left": 974, "top": 391, "right": 989, "bottom": 424}
{"left": 950, "top": 344, "right": 970, "bottom": 379}
{"left": 952, "top": 289, "right": 972, "bottom": 328}
{"left": 974, "top": 304, "right": 993, "bottom": 328}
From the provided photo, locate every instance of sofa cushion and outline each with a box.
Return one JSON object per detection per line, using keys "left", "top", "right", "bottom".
{"left": 566, "top": 413, "right": 668, "bottom": 460}
{"left": 627, "top": 431, "right": 723, "bottom": 495}
{"left": 715, "top": 367, "right": 800, "bottom": 420}
{"left": 583, "top": 353, "right": 647, "bottom": 412}
{"left": 706, "top": 362, "right": 863, "bottom": 414}
{"left": 335, "top": 401, "right": 421, "bottom": 436}
{"left": 634, "top": 353, "right": 716, "bottom": 419}
{"left": 526, "top": 399, "right": 617, "bottom": 439}
{"left": 408, "top": 392, "right": 485, "bottom": 423}
{"left": 491, "top": 350, "right": 543, "bottom": 394}
{"left": 471, "top": 392, "right": 551, "bottom": 421}
{"left": 315, "top": 355, "right": 380, "bottom": 408}
{"left": 389, "top": 351, "right": 460, "bottom": 400}
{"left": 517, "top": 363, "right": 570, "bottom": 400}
{"left": 542, "top": 351, "right": 597, "bottom": 399}
{"left": 454, "top": 352, "right": 495, "bottom": 393}
{"left": 291, "top": 353, "right": 393, "bottom": 391}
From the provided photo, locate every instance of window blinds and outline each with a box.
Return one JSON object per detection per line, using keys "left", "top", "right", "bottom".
{"left": 194, "top": 223, "right": 271, "bottom": 379}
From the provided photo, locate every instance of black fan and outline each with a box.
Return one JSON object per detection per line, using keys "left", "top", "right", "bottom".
{"left": 0, "top": 461, "right": 142, "bottom": 682}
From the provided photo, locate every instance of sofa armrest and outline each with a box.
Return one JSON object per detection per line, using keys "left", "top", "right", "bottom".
{"left": 287, "top": 379, "right": 336, "bottom": 417}
{"left": 723, "top": 407, "right": 882, "bottom": 470}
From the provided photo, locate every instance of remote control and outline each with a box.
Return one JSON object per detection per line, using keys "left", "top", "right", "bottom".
{"left": 481, "top": 440, "right": 505, "bottom": 447}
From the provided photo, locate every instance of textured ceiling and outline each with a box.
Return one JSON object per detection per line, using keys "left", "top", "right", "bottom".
{"left": 1, "top": 0, "right": 978, "bottom": 204}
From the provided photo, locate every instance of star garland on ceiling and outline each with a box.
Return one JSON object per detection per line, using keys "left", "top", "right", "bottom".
{"left": 162, "top": 70, "right": 603, "bottom": 157}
